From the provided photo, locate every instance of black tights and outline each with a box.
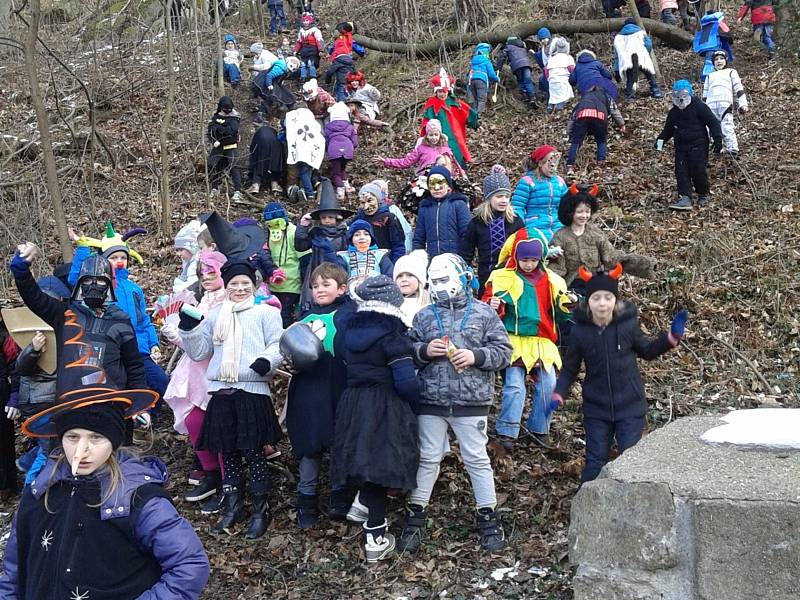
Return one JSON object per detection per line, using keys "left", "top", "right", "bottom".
{"left": 359, "top": 482, "right": 387, "bottom": 528}
{"left": 222, "top": 449, "right": 271, "bottom": 495}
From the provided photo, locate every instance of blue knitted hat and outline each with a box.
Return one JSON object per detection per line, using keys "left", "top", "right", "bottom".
{"left": 427, "top": 165, "right": 453, "bottom": 188}
{"left": 262, "top": 201, "right": 288, "bottom": 223}
{"left": 672, "top": 80, "right": 693, "bottom": 95}
{"left": 347, "top": 219, "right": 374, "bottom": 242}
{"left": 537, "top": 27, "right": 551, "bottom": 40}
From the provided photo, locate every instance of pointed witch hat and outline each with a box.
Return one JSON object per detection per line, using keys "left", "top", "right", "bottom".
{"left": 200, "top": 211, "right": 267, "bottom": 260}
{"left": 309, "top": 177, "right": 354, "bottom": 220}
{"left": 21, "top": 308, "right": 158, "bottom": 439}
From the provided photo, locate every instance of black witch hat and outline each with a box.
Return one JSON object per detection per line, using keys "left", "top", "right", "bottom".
{"left": 309, "top": 177, "right": 354, "bottom": 220}
{"left": 200, "top": 211, "right": 267, "bottom": 260}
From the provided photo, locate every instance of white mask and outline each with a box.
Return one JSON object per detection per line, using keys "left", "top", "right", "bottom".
{"left": 428, "top": 254, "right": 471, "bottom": 304}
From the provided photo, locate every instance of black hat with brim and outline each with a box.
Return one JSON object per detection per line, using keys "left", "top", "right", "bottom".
{"left": 201, "top": 211, "right": 267, "bottom": 260}
{"left": 309, "top": 178, "right": 354, "bottom": 220}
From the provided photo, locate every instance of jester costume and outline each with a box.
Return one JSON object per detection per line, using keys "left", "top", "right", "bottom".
{"left": 419, "top": 69, "right": 478, "bottom": 168}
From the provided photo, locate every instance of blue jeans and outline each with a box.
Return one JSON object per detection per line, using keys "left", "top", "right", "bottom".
{"left": 268, "top": 4, "right": 286, "bottom": 33}
{"left": 567, "top": 118, "right": 608, "bottom": 165}
{"left": 496, "top": 365, "right": 556, "bottom": 438}
{"left": 514, "top": 67, "right": 534, "bottom": 99}
{"left": 298, "top": 162, "right": 313, "bottom": 197}
{"left": 582, "top": 416, "right": 643, "bottom": 483}
{"left": 754, "top": 24, "right": 775, "bottom": 52}
{"left": 222, "top": 62, "right": 240, "bottom": 85}
{"left": 142, "top": 354, "right": 168, "bottom": 400}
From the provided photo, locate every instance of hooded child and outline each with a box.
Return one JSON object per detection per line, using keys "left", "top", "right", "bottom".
{"left": 399, "top": 253, "right": 512, "bottom": 554}
{"left": 247, "top": 119, "right": 287, "bottom": 194}
{"left": 221, "top": 33, "right": 242, "bottom": 87}
{"left": 656, "top": 80, "right": 723, "bottom": 211}
{"left": 412, "top": 166, "right": 472, "bottom": 259}
{"left": 419, "top": 68, "right": 478, "bottom": 168}
{"left": 302, "top": 78, "right": 335, "bottom": 123}
{"left": 286, "top": 262, "right": 358, "bottom": 528}
{"left": 552, "top": 265, "right": 687, "bottom": 483}
{"left": 207, "top": 95, "right": 242, "bottom": 200}
{"left": 613, "top": 19, "right": 663, "bottom": 100}
{"left": 702, "top": 50, "right": 748, "bottom": 156}
{"left": 329, "top": 276, "right": 420, "bottom": 563}
{"left": 345, "top": 71, "right": 390, "bottom": 131}
{"left": 544, "top": 36, "right": 575, "bottom": 113}
{"left": 294, "top": 12, "right": 324, "bottom": 81}
{"left": 467, "top": 43, "right": 500, "bottom": 114}
{"left": 371, "top": 178, "right": 414, "bottom": 254}
{"left": 511, "top": 145, "right": 568, "bottom": 240}
{"left": 495, "top": 36, "right": 536, "bottom": 104}
{"left": 324, "top": 101, "right": 358, "bottom": 200}
{"left": 459, "top": 165, "right": 525, "bottom": 295}
{"left": 569, "top": 49, "right": 614, "bottom": 97}
{"left": 337, "top": 220, "right": 394, "bottom": 287}
{"left": 565, "top": 84, "right": 625, "bottom": 175}
{"left": 173, "top": 219, "right": 202, "bottom": 294}
{"left": 353, "top": 182, "right": 406, "bottom": 263}
{"left": 482, "top": 228, "right": 573, "bottom": 449}
{"left": 532, "top": 28, "right": 552, "bottom": 98}
{"left": 325, "top": 22, "right": 364, "bottom": 101}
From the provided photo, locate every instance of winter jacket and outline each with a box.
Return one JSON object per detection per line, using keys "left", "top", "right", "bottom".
{"left": 69, "top": 246, "right": 158, "bottom": 355}
{"left": 495, "top": 38, "right": 532, "bottom": 73}
{"left": 0, "top": 454, "right": 209, "bottom": 600}
{"left": 13, "top": 270, "right": 146, "bottom": 394}
{"left": 294, "top": 223, "right": 349, "bottom": 310}
{"left": 324, "top": 119, "right": 357, "bottom": 160}
{"left": 222, "top": 34, "right": 241, "bottom": 66}
{"left": 468, "top": 45, "right": 499, "bottom": 85}
{"left": 702, "top": 68, "right": 748, "bottom": 109}
{"left": 294, "top": 26, "right": 324, "bottom": 54}
{"left": 287, "top": 295, "right": 357, "bottom": 458}
{"left": 262, "top": 59, "right": 289, "bottom": 86}
{"left": 613, "top": 24, "right": 654, "bottom": 78}
{"left": 548, "top": 223, "right": 618, "bottom": 287}
{"left": 267, "top": 222, "right": 309, "bottom": 294}
{"left": 554, "top": 302, "right": 674, "bottom": 420}
{"left": 306, "top": 89, "right": 335, "bottom": 119}
{"left": 510, "top": 172, "right": 568, "bottom": 240}
{"left": 569, "top": 51, "right": 613, "bottom": 96}
{"left": 459, "top": 212, "right": 524, "bottom": 285}
{"left": 657, "top": 96, "right": 723, "bottom": 151}
{"left": 206, "top": 109, "right": 240, "bottom": 149}
{"left": 180, "top": 301, "right": 284, "bottom": 397}
{"left": 382, "top": 138, "right": 457, "bottom": 175}
{"left": 412, "top": 191, "right": 472, "bottom": 258}
{"left": 337, "top": 247, "right": 393, "bottom": 279}
{"left": 14, "top": 344, "right": 57, "bottom": 408}
{"left": 737, "top": 0, "right": 775, "bottom": 25}
{"left": 353, "top": 205, "right": 406, "bottom": 262}
{"left": 324, "top": 54, "right": 355, "bottom": 86}
{"left": 566, "top": 86, "right": 625, "bottom": 136}
{"left": 410, "top": 294, "right": 511, "bottom": 416}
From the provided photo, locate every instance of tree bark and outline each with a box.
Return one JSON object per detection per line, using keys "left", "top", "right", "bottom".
{"left": 391, "top": 0, "right": 419, "bottom": 44}
{"left": 213, "top": 0, "right": 224, "bottom": 97}
{"left": 354, "top": 17, "right": 694, "bottom": 57}
{"left": 23, "top": 0, "right": 72, "bottom": 261}
{"left": 159, "top": 0, "right": 176, "bottom": 237}
{"left": 453, "top": 0, "right": 489, "bottom": 34}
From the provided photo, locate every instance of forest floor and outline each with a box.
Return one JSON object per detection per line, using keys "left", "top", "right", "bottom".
{"left": 1, "top": 0, "right": 800, "bottom": 598}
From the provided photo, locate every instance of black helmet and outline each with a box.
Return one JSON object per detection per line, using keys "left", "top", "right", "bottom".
{"left": 71, "top": 253, "right": 116, "bottom": 302}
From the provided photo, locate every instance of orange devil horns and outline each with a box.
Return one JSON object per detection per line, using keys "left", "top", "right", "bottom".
{"left": 577, "top": 265, "right": 592, "bottom": 282}
{"left": 568, "top": 182, "right": 579, "bottom": 195}
{"left": 609, "top": 262, "right": 623, "bottom": 279}
{"left": 578, "top": 262, "right": 623, "bottom": 282}
{"left": 588, "top": 183, "right": 599, "bottom": 197}
{"left": 568, "top": 182, "right": 599, "bottom": 197}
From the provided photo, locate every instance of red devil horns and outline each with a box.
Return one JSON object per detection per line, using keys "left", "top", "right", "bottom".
{"left": 588, "top": 183, "right": 599, "bottom": 197}
{"left": 609, "top": 262, "right": 623, "bottom": 280}
{"left": 568, "top": 182, "right": 599, "bottom": 197}
{"left": 568, "top": 182, "right": 579, "bottom": 195}
{"left": 577, "top": 265, "right": 593, "bottom": 282}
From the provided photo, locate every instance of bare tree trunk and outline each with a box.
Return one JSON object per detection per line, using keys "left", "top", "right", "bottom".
{"left": 23, "top": 0, "right": 72, "bottom": 260}
{"left": 453, "top": 0, "right": 489, "bottom": 34}
{"left": 255, "top": 0, "right": 266, "bottom": 41}
{"left": 159, "top": 0, "right": 176, "bottom": 237}
{"left": 625, "top": 0, "right": 662, "bottom": 82}
{"left": 213, "top": 0, "right": 224, "bottom": 97}
{"left": 391, "top": 0, "right": 419, "bottom": 44}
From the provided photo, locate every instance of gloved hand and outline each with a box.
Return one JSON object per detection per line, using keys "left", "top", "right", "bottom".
{"left": 269, "top": 268, "right": 286, "bottom": 285}
{"left": 4, "top": 405, "right": 20, "bottom": 420}
{"left": 213, "top": 140, "right": 221, "bottom": 148}
{"left": 178, "top": 304, "right": 204, "bottom": 331}
{"left": 249, "top": 358, "right": 271, "bottom": 376}
{"left": 9, "top": 251, "right": 30, "bottom": 278}
{"left": 712, "top": 139, "right": 723, "bottom": 154}
{"left": 670, "top": 309, "right": 688, "bottom": 339}
{"left": 161, "top": 321, "right": 180, "bottom": 342}
{"left": 267, "top": 85, "right": 274, "bottom": 91}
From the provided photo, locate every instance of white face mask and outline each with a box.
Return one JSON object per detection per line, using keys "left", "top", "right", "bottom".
{"left": 428, "top": 254, "right": 470, "bottom": 304}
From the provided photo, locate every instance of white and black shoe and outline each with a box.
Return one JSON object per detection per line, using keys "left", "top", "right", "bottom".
{"left": 363, "top": 520, "right": 395, "bottom": 563}
{"left": 185, "top": 471, "right": 221, "bottom": 503}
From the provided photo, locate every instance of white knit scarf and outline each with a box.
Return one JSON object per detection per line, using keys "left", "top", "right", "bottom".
{"left": 213, "top": 296, "right": 255, "bottom": 383}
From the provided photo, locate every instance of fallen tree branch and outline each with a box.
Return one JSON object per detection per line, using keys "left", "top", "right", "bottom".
{"left": 354, "top": 18, "right": 694, "bottom": 56}
{"left": 709, "top": 332, "right": 773, "bottom": 395}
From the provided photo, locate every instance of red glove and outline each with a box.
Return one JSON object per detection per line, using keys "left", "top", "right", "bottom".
{"left": 269, "top": 268, "right": 286, "bottom": 285}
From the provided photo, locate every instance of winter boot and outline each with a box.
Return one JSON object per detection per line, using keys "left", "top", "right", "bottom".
{"left": 346, "top": 491, "right": 369, "bottom": 523}
{"left": 245, "top": 493, "right": 272, "bottom": 540}
{"left": 201, "top": 492, "right": 224, "bottom": 515}
{"left": 211, "top": 485, "right": 246, "bottom": 534}
{"left": 270, "top": 181, "right": 283, "bottom": 193}
{"left": 296, "top": 493, "right": 319, "bottom": 529}
{"left": 396, "top": 504, "right": 427, "bottom": 555}
{"left": 476, "top": 507, "right": 507, "bottom": 553}
{"left": 363, "top": 520, "right": 396, "bottom": 563}
{"left": 328, "top": 488, "right": 356, "bottom": 521}
{"left": 246, "top": 182, "right": 261, "bottom": 194}
{"left": 185, "top": 470, "right": 221, "bottom": 503}
{"left": 232, "top": 190, "right": 243, "bottom": 201}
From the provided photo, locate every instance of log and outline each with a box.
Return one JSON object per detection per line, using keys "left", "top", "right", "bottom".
{"left": 354, "top": 17, "right": 694, "bottom": 57}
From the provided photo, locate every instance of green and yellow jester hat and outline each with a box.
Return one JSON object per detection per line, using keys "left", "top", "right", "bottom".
{"left": 75, "top": 222, "right": 146, "bottom": 265}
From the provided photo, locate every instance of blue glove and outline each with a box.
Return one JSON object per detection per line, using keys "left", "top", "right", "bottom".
{"left": 9, "top": 251, "right": 30, "bottom": 278}
{"left": 670, "top": 309, "right": 688, "bottom": 338}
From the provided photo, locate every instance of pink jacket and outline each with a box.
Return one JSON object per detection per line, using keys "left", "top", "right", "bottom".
{"left": 383, "top": 138, "right": 459, "bottom": 175}
{"left": 162, "top": 288, "right": 226, "bottom": 434}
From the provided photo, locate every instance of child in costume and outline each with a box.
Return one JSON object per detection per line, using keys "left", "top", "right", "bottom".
{"left": 285, "top": 106, "right": 326, "bottom": 202}
{"left": 267, "top": 0, "right": 287, "bottom": 34}
{"left": 207, "top": 95, "right": 242, "bottom": 201}
{"left": 324, "top": 101, "right": 357, "bottom": 200}
{"left": 173, "top": 219, "right": 201, "bottom": 294}
{"left": 262, "top": 202, "right": 310, "bottom": 327}
{"left": 702, "top": 50, "right": 748, "bottom": 156}
{"left": 531, "top": 28, "right": 551, "bottom": 99}
{"left": 482, "top": 228, "right": 572, "bottom": 449}
{"left": 345, "top": 71, "right": 389, "bottom": 131}
{"left": 0, "top": 321, "right": 209, "bottom": 599}
{"left": 354, "top": 182, "right": 406, "bottom": 263}
{"left": 693, "top": 11, "right": 735, "bottom": 82}
{"left": 337, "top": 220, "right": 394, "bottom": 286}
{"left": 393, "top": 250, "right": 430, "bottom": 326}
{"left": 330, "top": 276, "right": 419, "bottom": 562}
{"left": 737, "top": 0, "right": 776, "bottom": 58}
{"left": 286, "top": 262, "right": 358, "bottom": 528}
{"left": 68, "top": 224, "right": 168, "bottom": 402}
{"left": 295, "top": 178, "right": 353, "bottom": 311}
{"left": 419, "top": 68, "right": 478, "bottom": 168}
{"left": 565, "top": 84, "right": 625, "bottom": 176}
{"left": 400, "top": 254, "right": 511, "bottom": 554}
{"left": 378, "top": 119, "right": 458, "bottom": 176}
{"left": 413, "top": 166, "right": 471, "bottom": 259}
{"left": 162, "top": 251, "right": 228, "bottom": 506}
{"left": 247, "top": 118, "right": 286, "bottom": 194}
{"left": 294, "top": 12, "right": 324, "bottom": 81}
{"left": 460, "top": 165, "right": 524, "bottom": 295}
{"left": 467, "top": 43, "right": 500, "bottom": 114}
{"left": 552, "top": 265, "right": 687, "bottom": 482}
{"left": 659, "top": 0, "right": 679, "bottom": 25}
{"left": 613, "top": 19, "right": 663, "bottom": 100}
{"left": 544, "top": 36, "right": 575, "bottom": 113}
{"left": 179, "top": 259, "right": 284, "bottom": 540}
{"left": 221, "top": 33, "right": 241, "bottom": 87}
{"left": 511, "top": 145, "right": 568, "bottom": 240}
{"left": 495, "top": 36, "right": 536, "bottom": 105}
{"left": 656, "top": 80, "right": 723, "bottom": 211}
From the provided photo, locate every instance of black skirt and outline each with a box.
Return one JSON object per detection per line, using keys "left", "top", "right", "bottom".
{"left": 330, "top": 385, "right": 419, "bottom": 490}
{"left": 198, "top": 390, "right": 283, "bottom": 453}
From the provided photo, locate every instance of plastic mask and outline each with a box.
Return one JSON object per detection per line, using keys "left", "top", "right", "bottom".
{"left": 267, "top": 219, "right": 287, "bottom": 242}
{"left": 428, "top": 254, "right": 469, "bottom": 304}
{"left": 427, "top": 175, "right": 449, "bottom": 193}
{"left": 672, "top": 89, "right": 692, "bottom": 110}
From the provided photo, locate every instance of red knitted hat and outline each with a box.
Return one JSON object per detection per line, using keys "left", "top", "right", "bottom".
{"left": 529, "top": 145, "right": 557, "bottom": 164}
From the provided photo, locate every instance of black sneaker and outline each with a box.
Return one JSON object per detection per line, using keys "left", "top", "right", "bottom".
{"left": 200, "top": 492, "right": 224, "bottom": 515}
{"left": 185, "top": 472, "right": 221, "bottom": 503}
{"left": 697, "top": 196, "right": 709, "bottom": 208}
{"left": 477, "top": 507, "right": 507, "bottom": 553}
{"left": 396, "top": 504, "right": 427, "bottom": 555}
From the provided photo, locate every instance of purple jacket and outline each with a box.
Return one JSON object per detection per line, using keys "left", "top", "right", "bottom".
{"left": 0, "top": 454, "right": 210, "bottom": 600}
{"left": 383, "top": 139, "right": 457, "bottom": 175}
{"left": 324, "top": 119, "right": 357, "bottom": 160}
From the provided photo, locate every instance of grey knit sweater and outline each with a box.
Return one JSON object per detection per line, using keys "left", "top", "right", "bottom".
{"left": 180, "top": 303, "right": 284, "bottom": 396}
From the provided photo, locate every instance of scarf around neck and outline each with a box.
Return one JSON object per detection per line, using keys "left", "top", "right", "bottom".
{"left": 213, "top": 296, "right": 255, "bottom": 383}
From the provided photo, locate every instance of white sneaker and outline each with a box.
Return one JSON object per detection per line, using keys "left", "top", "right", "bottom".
{"left": 270, "top": 181, "right": 283, "bottom": 193}
{"left": 210, "top": 188, "right": 220, "bottom": 198}
{"left": 232, "top": 191, "right": 243, "bottom": 201}
{"left": 363, "top": 521, "right": 395, "bottom": 563}
{"left": 246, "top": 183, "right": 260, "bottom": 194}
{"left": 346, "top": 493, "right": 369, "bottom": 523}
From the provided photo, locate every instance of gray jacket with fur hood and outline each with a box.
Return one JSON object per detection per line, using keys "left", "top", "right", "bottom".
{"left": 410, "top": 295, "right": 512, "bottom": 416}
